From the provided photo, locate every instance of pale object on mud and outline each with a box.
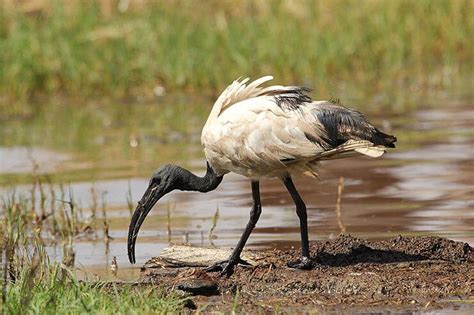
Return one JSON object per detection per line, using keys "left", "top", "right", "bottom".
{"left": 142, "top": 245, "right": 260, "bottom": 269}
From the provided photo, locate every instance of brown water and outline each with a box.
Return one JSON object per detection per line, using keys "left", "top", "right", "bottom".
{"left": 0, "top": 105, "right": 473, "bottom": 282}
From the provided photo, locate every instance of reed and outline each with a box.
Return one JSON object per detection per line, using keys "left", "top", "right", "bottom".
{"left": 0, "top": 178, "right": 185, "bottom": 313}
{"left": 1, "top": 262, "right": 185, "bottom": 314}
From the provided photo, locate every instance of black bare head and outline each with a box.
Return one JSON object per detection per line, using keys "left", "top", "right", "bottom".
{"left": 127, "top": 163, "right": 223, "bottom": 264}
{"left": 127, "top": 165, "right": 179, "bottom": 264}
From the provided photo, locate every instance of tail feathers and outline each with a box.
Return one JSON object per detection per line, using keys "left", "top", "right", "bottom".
{"left": 354, "top": 146, "right": 386, "bottom": 157}
{"left": 317, "top": 140, "right": 389, "bottom": 160}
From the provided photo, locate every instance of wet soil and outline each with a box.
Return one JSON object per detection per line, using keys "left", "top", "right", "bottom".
{"left": 140, "top": 235, "right": 473, "bottom": 313}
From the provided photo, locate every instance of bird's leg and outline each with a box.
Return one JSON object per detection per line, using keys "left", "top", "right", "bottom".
{"left": 282, "top": 175, "right": 313, "bottom": 270}
{"left": 205, "top": 180, "right": 261, "bottom": 277}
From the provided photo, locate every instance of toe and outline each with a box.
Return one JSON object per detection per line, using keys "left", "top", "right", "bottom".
{"left": 220, "top": 264, "right": 235, "bottom": 277}
{"left": 205, "top": 262, "right": 226, "bottom": 272}
{"left": 287, "top": 256, "right": 313, "bottom": 270}
{"left": 237, "top": 257, "right": 252, "bottom": 266}
{"left": 205, "top": 257, "right": 251, "bottom": 274}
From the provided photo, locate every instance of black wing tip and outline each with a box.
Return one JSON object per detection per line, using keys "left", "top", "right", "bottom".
{"left": 387, "top": 135, "right": 397, "bottom": 148}
{"left": 377, "top": 131, "right": 397, "bottom": 148}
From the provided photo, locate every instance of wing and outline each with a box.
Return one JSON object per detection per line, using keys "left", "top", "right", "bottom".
{"left": 308, "top": 101, "right": 397, "bottom": 149}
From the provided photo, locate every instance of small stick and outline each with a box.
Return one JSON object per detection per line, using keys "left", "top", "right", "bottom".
{"left": 166, "top": 203, "right": 175, "bottom": 243}
{"left": 335, "top": 176, "right": 346, "bottom": 234}
{"left": 101, "top": 192, "right": 113, "bottom": 242}
{"left": 2, "top": 242, "right": 9, "bottom": 304}
{"left": 208, "top": 206, "right": 219, "bottom": 247}
{"left": 126, "top": 181, "right": 134, "bottom": 217}
{"left": 90, "top": 184, "right": 98, "bottom": 220}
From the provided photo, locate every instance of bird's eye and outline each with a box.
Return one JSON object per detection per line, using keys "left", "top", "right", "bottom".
{"left": 149, "top": 176, "right": 161, "bottom": 186}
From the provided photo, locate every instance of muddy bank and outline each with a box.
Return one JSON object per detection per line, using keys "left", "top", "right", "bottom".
{"left": 139, "top": 235, "right": 473, "bottom": 312}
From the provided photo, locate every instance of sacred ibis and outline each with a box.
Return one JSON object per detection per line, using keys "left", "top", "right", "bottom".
{"left": 127, "top": 76, "right": 397, "bottom": 276}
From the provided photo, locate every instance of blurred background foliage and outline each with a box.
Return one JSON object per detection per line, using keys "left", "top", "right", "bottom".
{"left": 0, "top": 0, "right": 472, "bottom": 113}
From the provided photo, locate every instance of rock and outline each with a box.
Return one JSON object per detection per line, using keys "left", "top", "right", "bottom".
{"left": 143, "top": 245, "right": 260, "bottom": 268}
{"left": 177, "top": 279, "right": 219, "bottom": 296}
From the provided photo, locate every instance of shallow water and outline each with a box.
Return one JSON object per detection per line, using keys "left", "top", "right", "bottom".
{"left": 1, "top": 102, "right": 473, "bottom": 281}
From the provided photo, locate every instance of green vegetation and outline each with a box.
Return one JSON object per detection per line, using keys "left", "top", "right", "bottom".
{"left": 1, "top": 0, "right": 472, "bottom": 112}
{"left": 0, "top": 183, "right": 185, "bottom": 314}
{"left": 2, "top": 265, "right": 185, "bottom": 314}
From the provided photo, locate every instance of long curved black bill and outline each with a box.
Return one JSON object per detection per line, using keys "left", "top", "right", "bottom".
{"left": 127, "top": 183, "right": 165, "bottom": 264}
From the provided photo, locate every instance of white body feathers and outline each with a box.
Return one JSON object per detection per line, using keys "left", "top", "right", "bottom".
{"left": 201, "top": 76, "right": 393, "bottom": 180}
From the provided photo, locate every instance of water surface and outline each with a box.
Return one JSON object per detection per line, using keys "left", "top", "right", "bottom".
{"left": 1, "top": 101, "right": 473, "bottom": 281}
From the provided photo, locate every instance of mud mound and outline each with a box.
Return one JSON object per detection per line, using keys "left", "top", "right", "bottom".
{"left": 306, "top": 234, "right": 472, "bottom": 266}
{"left": 376, "top": 235, "right": 473, "bottom": 262}
{"left": 141, "top": 235, "right": 473, "bottom": 312}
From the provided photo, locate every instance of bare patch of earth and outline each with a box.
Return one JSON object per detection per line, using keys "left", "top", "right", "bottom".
{"left": 138, "top": 235, "right": 473, "bottom": 313}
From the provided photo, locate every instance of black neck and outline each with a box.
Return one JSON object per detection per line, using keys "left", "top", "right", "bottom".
{"left": 173, "top": 163, "right": 223, "bottom": 193}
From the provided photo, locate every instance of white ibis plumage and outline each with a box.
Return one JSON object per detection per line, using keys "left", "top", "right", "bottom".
{"left": 128, "top": 76, "right": 397, "bottom": 276}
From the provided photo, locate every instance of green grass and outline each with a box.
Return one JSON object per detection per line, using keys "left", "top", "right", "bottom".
{"left": 0, "top": 182, "right": 186, "bottom": 314}
{"left": 1, "top": 263, "right": 185, "bottom": 314}
{"left": 0, "top": 0, "right": 472, "bottom": 111}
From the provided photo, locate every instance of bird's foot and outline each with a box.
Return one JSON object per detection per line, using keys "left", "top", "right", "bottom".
{"left": 286, "top": 256, "right": 313, "bottom": 270}
{"left": 204, "top": 257, "right": 251, "bottom": 277}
